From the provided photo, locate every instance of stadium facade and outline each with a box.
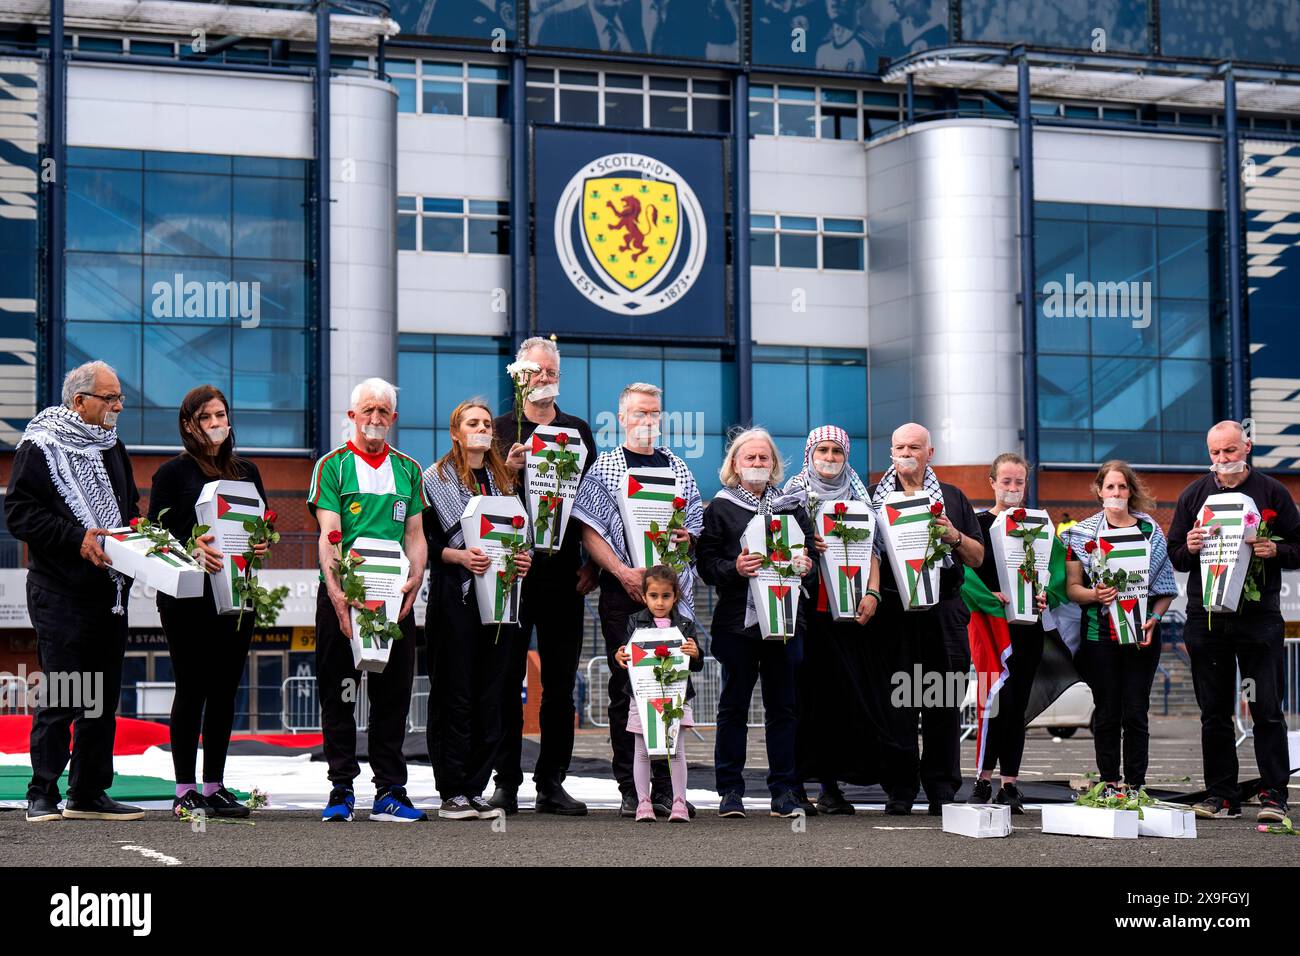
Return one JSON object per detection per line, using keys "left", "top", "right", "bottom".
{"left": 2, "top": 0, "right": 1300, "bottom": 721}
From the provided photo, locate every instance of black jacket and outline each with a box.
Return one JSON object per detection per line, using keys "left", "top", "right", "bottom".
{"left": 5, "top": 437, "right": 140, "bottom": 604}
{"left": 148, "top": 453, "right": 268, "bottom": 611}
{"left": 625, "top": 605, "right": 704, "bottom": 702}
{"left": 697, "top": 493, "right": 819, "bottom": 638}
{"left": 1167, "top": 468, "right": 1300, "bottom": 614}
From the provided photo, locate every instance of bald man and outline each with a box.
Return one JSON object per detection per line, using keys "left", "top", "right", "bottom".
{"left": 1168, "top": 421, "right": 1300, "bottom": 822}
{"left": 868, "top": 423, "right": 983, "bottom": 815}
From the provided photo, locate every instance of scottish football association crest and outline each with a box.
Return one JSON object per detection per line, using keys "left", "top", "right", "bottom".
{"left": 554, "top": 152, "right": 706, "bottom": 315}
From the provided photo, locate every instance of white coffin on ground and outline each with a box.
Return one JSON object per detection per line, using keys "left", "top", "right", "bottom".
{"left": 877, "top": 491, "right": 941, "bottom": 611}
{"left": 990, "top": 508, "right": 1054, "bottom": 624}
{"left": 459, "top": 495, "right": 529, "bottom": 625}
{"left": 740, "top": 512, "right": 806, "bottom": 640}
{"left": 1041, "top": 804, "right": 1139, "bottom": 839}
{"left": 816, "top": 500, "right": 877, "bottom": 621}
{"left": 524, "top": 425, "right": 589, "bottom": 554}
{"left": 942, "top": 803, "right": 1012, "bottom": 838}
{"left": 104, "top": 527, "right": 205, "bottom": 599}
{"left": 626, "top": 625, "right": 691, "bottom": 756}
{"left": 1197, "top": 492, "right": 1260, "bottom": 614}
{"left": 194, "top": 479, "right": 265, "bottom": 615}
{"left": 346, "top": 536, "right": 410, "bottom": 673}
{"left": 617, "top": 466, "right": 680, "bottom": 570}
{"left": 1137, "top": 806, "right": 1197, "bottom": 839}
{"left": 1096, "top": 525, "right": 1151, "bottom": 646}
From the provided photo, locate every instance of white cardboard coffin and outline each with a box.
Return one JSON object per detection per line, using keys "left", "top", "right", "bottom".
{"left": 194, "top": 479, "right": 265, "bottom": 616}
{"left": 1288, "top": 730, "right": 1300, "bottom": 778}
{"left": 459, "top": 495, "right": 529, "bottom": 625}
{"left": 524, "top": 425, "right": 589, "bottom": 554}
{"left": 104, "top": 527, "right": 205, "bottom": 599}
{"left": 815, "top": 500, "right": 877, "bottom": 621}
{"left": 1096, "top": 525, "right": 1151, "bottom": 646}
{"left": 617, "top": 466, "right": 680, "bottom": 570}
{"left": 942, "top": 803, "right": 1012, "bottom": 839}
{"left": 346, "top": 536, "right": 410, "bottom": 674}
{"left": 740, "top": 512, "right": 806, "bottom": 640}
{"left": 1041, "top": 804, "right": 1139, "bottom": 839}
{"left": 1197, "top": 492, "right": 1260, "bottom": 614}
{"left": 626, "top": 626, "right": 691, "bottom": 756}
{"left": 991, "top": 508, "right": 1054, "bottom": 625}
{"left": 1137, "top": 806, "right": 1197, "bottom": 839}
{"left": 877, "top": 491, "right": 941, "bottom": 611}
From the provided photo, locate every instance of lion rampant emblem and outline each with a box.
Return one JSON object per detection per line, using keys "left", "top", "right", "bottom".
{"left": 605, "top": 195, "right": 658, "bottom": 262}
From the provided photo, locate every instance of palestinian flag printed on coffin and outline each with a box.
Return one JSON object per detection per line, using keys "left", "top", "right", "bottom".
{"left": 740, "top": 512, "right": 805, "bottom": 639}
{"left": 877, "top": 492, "right": 939, "bottom": 610}
{"left": 766, "top": 515, "right": 796, "bottom": 635}
{"left": 1197, "top": 493, "right": 1259, "bottom": 613}
{"left": 617, "top": 467, "right": 679, "bottom": 569}
{"left": 346, "top": 536, "right": 409, "bottom": 671}
{"left": 993, "top": 509, "right": 1053, "bottom": 622}
{"left": 884, "top": 494, "right": 933, "bottom": 527}
{"left": 215, "top": 491, "right": 262, "bottom": 525}
{"left": 817, "top": 500, "right": 876, "bottom": 620}
{"left": 626, "top": 628, "right": 689, "bottom": 756}
{"left": 194, "top": 479, "right": 265, "bottom": 615}
{"left": 459, "top": 495, "right": 529, "bottom": 625}
{"left": 1096, "top": 528, "right": 1149, "bottom": 646}
{"left": 479, "top": 512, "right": 524, "bottom": 621}
{"left": 525, "top": 426, "right": 588, "bottom": 550}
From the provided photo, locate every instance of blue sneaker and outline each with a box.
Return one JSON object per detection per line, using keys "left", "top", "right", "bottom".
{"left": 770, "top": 790, "right": 804, "bottom": 818}
{"left": 717, "top": 791, "right": 746, "bottom": 818}
{"left": 321, "top": 786, "right": 355, "bottom": 823}
{"left": 370, "top": 787, "right": 427, "bottom": 823}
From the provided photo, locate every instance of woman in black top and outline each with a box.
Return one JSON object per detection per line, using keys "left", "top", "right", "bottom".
{"left": 148, "top": 385, "right": 268, "bottom": 820}
{"left": 968, "top": 452, "right": 1047, "bottom": 812}
{"left": 697, "top": 427, "right": 816, "bottom": 819}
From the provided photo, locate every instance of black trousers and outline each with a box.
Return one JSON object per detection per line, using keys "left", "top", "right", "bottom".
{"left": 795, "top": 609, "right": 878, "bottom": 790}
{"left": 314, "top": 587, "right": 416, "bottom": 792}
{"left": 1185, "top": 610, "right": 1292, "bottom": 801}
{"left": 26, "top": 581, "right": 128, "bottom": 803}
{"left": 1075, "top": 624, "right": 1162, "bottom": 786}
{"left": 427, "top": 576, "right": 514, "bottom": 800}
{"left": 866, "top": 595, "right": 964, "bottom": 803}
{"left": 600, "top": 577, "right": 671, "bottom": 797}
{"left": 982, "top": 622, "right": 1044, "bottom": 776}
{"left": 493, "top": 552, "right": 584, "bottom": 790}
{"left": 160, "top": 596, "right": 255, "bottom": 784}
{"left": 713, "top": 625, "right": 801, "bottom": 798}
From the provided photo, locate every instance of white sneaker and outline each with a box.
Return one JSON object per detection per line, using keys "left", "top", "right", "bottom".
{"left": 438, "top": 795, "right": 478, "bottom": 820}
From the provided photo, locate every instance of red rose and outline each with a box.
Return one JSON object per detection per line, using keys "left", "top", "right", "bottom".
{"left": 930, "top": 502, "right": 944, "bottom": 516}
{"left": 511, "top": 515, "right": 526, "bottom": 529}
{"left": 834, "top": 502, "right": 848, "bottom": 516}
{"left": 654, "top": 645, "right": 670, "bottom": 659}
{"left": 1084, "top": 540, "right": 1097, "bottom": 554}
{"left": 264, "top": 509, "right": 278, "bottom": 525}
{"left": 328, "top": 530, "right": 343, "bottom": 545}
{"left": 1262, "top": 509, "right": 1277, "bottom": 524}
{"left": 1012, "top": 508, "right": 1027, "bottom": 520}
{"left": 129, "top": 517, "right": 140, "bottom": 528}
{"left": 769, "top": 519, "right": 781, "bottom": 533}
{"left": 556, "top": 432, "right": 569, "bottom": 446}
{"left": 673, "top": 496, "right": 687, "bottom": 511}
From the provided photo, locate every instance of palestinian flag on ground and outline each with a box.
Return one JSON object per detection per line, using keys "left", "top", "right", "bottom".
{"left": 215, "top": 491, "right": 262, "bottom": 524}
{"left": 961, "top": 534, "right": 1071, "bottom": 772}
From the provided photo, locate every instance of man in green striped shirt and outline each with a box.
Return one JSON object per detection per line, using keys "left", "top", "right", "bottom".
{"left": 307, "top": 377, "right": 429, "bottom": 823}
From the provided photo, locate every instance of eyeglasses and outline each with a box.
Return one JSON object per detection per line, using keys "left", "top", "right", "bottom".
{"left": 79, "top": 391, "right": 126, "bottom": 405}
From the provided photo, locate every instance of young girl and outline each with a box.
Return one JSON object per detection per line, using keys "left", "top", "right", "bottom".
{"left": 615, "top": 565, "right": 704, "bottom": 823}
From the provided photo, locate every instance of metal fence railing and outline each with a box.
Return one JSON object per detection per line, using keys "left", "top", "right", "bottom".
{"left": 583, "top": 656, "right": 764, "bottom": 730}
{"left": 280, "top": 674, "right": 430, "bottom": 734}
{"left": 1235, "top": 638, "right": 1300, "bottom": 746}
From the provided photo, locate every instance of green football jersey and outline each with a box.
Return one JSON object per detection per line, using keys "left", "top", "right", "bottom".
{"left": 307, "top": 442, "right": 428, "bottom": 577}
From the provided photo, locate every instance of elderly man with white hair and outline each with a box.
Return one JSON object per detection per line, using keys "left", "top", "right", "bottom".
{"left": 307, "top": 377, "right": 429, "bottom": 823}
{"left": 1168, "top": 420, "right": 1300, "bottom": 822}
{"left": 867, "top": 422, "right": 983, "bottom": 816}
{"left": 7, "top": 361, "right": 142, "bottom": 822}
{"left": 573, "top": 381, "right": 704, "bottom": 817}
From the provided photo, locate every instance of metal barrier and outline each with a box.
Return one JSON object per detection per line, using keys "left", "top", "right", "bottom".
{"left": 1235, "top": 638, "right": 1300, "bottom": 746}
{"left": 583, "top": 656, "right": 764, "bottom": 729}
{"left": 0, "top": 675, "right": 28, "bottom": 714}
{"left": 280, "top": 674, "right": 430, "bottom": 733}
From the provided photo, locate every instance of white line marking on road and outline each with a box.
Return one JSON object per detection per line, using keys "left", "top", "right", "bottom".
{"left": 119, "top": 845, "right": 181, "bottom": 866}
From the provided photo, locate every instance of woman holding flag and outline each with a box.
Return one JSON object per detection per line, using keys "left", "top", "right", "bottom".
{"left": 962, "top": 453, "right": 1062, "bottom": 812}
{"left": 782, "top": 425, "right": 882, "bottom": 815}
{"left": 1061, "top": 461, "right": 1177, "bottom": 795}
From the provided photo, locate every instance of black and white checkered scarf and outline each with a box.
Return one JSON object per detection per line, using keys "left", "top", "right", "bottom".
{"left": 422, "top": 460, "right": 508, "bottom": 599}
{"left": 19, "top": 405, "right": 127, "bottom": 613}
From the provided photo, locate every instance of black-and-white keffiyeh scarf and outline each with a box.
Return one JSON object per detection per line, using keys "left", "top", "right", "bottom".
{"left": 870, "top": 460, "right": 952, "bottom": 569}
{"left": 715, "top": 484, "right": 812, "bottom": 629}
{"left": 422, "top": 460, "right": 511, "bottom": 600}
{"left": 571, "top": 446, "right": 704, "bottom": 619}
{"left": 1061, "top": 509, "right": 1178, "bottom": 597}
{"left": 19, "top": 405, "right": 127, "bottom": 613}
